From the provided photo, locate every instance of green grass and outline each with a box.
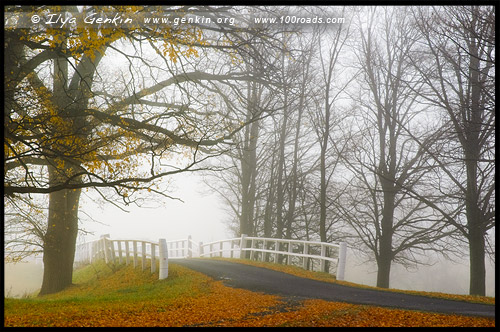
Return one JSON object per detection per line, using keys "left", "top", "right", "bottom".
{"left": 5, "top": 260, "right": 207, "bottom": 307}
{"left": 4, "top": 260, "right": 279, "bottom": 327}
{"left": 4, "top": 259, "right": 495, "bottom": 327}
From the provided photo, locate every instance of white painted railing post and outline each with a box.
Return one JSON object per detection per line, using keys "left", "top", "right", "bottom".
{"left": 109, "top": 240, "right": 116, "bottom": 263}
{"left": 250, "top": 239, "right": 255, "bottom": 260}
{"left": 151, "top": 243, "right": 157, "bottom": 273}
{"left": 320, "top": 244, "right": 326, "bottom": 272}
{"left": 133, "top": 241, "right": 138, "bottom": 268}
{"left": 303, "top": 243, "right": 309, "bottom": 270}
{"left": 159, "top": 238, "right": 168, "bottom": 280}
{"left": 188, "top": 235, "right": 192, "bottom": 258}
{"left": 117, "top": 241, "right": 123, "bottom": 264}
{"left": 336, "top": 242, "right": 347, "bottom": 281}
{"left": 199, "top": 242, "right": 204, "bottom": 257}
{"left": 263, "top": 240, "right": 267, "bottom": 262}
{"left": 287, "top": 241, "right": 293, "bottom": 265}
{"left": 125, "top": 241, "right": 130, "bottom": 265}
{"left": 142, "top": 242, "right": 147, "bottom": 271}
{"left": 274, "top": 240, "right": 280, "bottom": 263}
{"left": 101, "top": 234, "right": 110, "bottom": 264}
{"left": 240, "top": 234, "right": 247, "bottom": 259}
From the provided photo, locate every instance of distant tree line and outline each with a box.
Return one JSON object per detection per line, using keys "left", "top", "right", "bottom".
{"left": 205, "top": 6, "right": 495, "bottom": 296}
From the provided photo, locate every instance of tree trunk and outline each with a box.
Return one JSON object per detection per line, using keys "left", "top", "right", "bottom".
{"left": 468, "top": 225, "right": 486, "bottom": 296}
{"left": 465, "top": 145, "right": 486, "bottom": 296}
{"left": 275, "top": 95, "right": 288, "bottom": 240}
{"left": 240, "top": 121, "right": 258, "bottom": 237}
{"left": 39, "top": 166, "right": 81, "bottom": 295}
{"left": 376, "top": 174, "right": 396, "bottom": 289}
{"left": 239, "top": 82, "right": 260, "bottom": 237}
{"left": 464, "top": 35, "right": 487, "bottom": 296}
{"left": 376, "top": 249, "right": 392, "bottom": 289}
{"left": 376, "top": 208, "right": 394, "bottom": 288}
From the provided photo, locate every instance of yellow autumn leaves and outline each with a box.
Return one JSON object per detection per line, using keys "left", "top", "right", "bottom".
{"left": 7, "top": 6, "right": 212, "bottom": 183}
{"left": 4, "top": 262, "right": 495, "bottom": 327}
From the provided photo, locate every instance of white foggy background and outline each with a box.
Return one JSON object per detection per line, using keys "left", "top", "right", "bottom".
{"left": 5, "top": 7, "right": 494, "bottom": 299}
{"left": 4, "top": 172, "right": 495, "bottom": 297}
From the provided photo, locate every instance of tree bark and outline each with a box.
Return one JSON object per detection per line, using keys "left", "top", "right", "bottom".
{"left": 39, "top": 32, "right": 84, "bottom": 295}
{"left": 468, "top": 223, "right": 486, "bottom": 296}
{"left": 39, "top": 165, "right": 81, "bottom": 295}
{"left": 465, "top": 145, "right": 486, "bottom": 296}
{"left": 239, "top": 81, "right": 260, "bottom": 237}
{"left": 376, "top": 178, "right": 396, "bottom": 288}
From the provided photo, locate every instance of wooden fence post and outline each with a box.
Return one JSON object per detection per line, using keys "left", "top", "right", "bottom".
{"left": 188, "top": 235, "right": 192, "bottom": 258}
{"left": 287, "top": 241, "right": 293, "bottom": 265}
{"left": 109, "top": 240, "right": 116, "bottom": 263}
{"left": 274, "top": 240, "right": 280, "bottom": 263}
{"left": 133, "top": 241, "right": 138, "bottom": 268}
{"left": 142, "top": 242, "right": 147, "bottom": 271}
{"left": 125, "top": 241, "right": 130, "bottom": 265}
{"left": 320, "top": 244, "right": 326, "bottom": 272}
{"left": 240, "top": 234, "right": 247, "bottom": 259}
{"left": 199, "top": 242, "right": 204, "bottom": 257}
{"left": 250, "top": 239, "right": 255, "bottom": 260}
{"left": 117, "top": 241, "right": 123, "bottom": 264}
{"left": 101, "top": 234, "right": 110, "bottom": 264}
{"left": 336, "top": 242, "right": 347, "bottom": 281}
{"left": 151, "top": 243, "right": 156, "bottom": 273}
{"left": 303, "top": 243, "right": 309, "bottom": 270}
{"left": 263, "top": 240, "right": 267, "bottom": 262}
{"left": 159, "top": 238, "right": 168, "bottom": 280}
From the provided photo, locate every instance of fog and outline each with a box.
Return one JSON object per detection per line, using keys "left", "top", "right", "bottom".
{"left": 4, "top": 246, "right": 495, "bottom": 298}
{"left": 4, "top": 260, "right": 44, "bottom": 298}
{"left": 4, "top": 174, "right": 495, "bottom": 298}
{"left": 344, "top": 251, "right": 495, "bottom": 297}
{"left": 4, "top": 6, "right": 494, "bottom": 302}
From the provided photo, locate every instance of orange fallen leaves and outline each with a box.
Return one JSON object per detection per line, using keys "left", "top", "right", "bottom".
{"left": 4, "top": 262, "right": 495, "bottom": 327}
{"left": 230, "top": 299, "right": 495, "bottom": 327}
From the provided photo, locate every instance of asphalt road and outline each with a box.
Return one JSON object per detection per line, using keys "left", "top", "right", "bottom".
{"left": 173, "top": 259, "right": 495, "bottom": 318}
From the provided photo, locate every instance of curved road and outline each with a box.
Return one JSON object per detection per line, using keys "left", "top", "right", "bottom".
{"left": 173, "top": 259, "right": 495, "bottom": 318}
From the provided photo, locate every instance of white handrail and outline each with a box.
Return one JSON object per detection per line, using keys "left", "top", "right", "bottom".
{"left": 198, "top": 235, "right": 347, "bottom": 280}
{"left": 75, "top": 234, "right": 347, "bottom": 281}
{"left": 74, "top": 235, "right": 194, "bottom": 279}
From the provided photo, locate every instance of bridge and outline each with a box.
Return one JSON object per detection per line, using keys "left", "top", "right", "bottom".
{"left": 74, "top": 234, "right": 348, "bottom": 280}
{"left": 73, "top": 235, "right": 495, "bottom": 318}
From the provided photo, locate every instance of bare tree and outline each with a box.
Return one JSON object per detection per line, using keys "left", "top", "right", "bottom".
{"left": 341, "top": 7, "right": 457, "bottom": 288}
{"left": 311, "top": 7, "right": 353, "bottom": 247}
{"left": 410, "top": 6, "right": 495, "bottom": 296}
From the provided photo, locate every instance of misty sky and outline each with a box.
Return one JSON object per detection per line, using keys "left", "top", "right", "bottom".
{"left": 77, "top": 172, "right": 232, "bottom": 245}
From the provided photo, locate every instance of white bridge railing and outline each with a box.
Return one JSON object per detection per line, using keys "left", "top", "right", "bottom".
{"left": 75, "top": 234, "right": 347, "bottom": 281}
{"left": 199, "top": 234, "right": 347, "bottom": 280}
{"left": 74, "top": 234, "right": 197, "bottom": 279}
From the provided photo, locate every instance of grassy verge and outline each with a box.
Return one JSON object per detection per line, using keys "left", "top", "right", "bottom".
{"left": 4, "top": 260, "right": 495, "bottom": 327}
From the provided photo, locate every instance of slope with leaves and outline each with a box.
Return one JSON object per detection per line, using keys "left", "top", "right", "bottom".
{"left": 3, "top": 260, "right": 494, "bottom": 327}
